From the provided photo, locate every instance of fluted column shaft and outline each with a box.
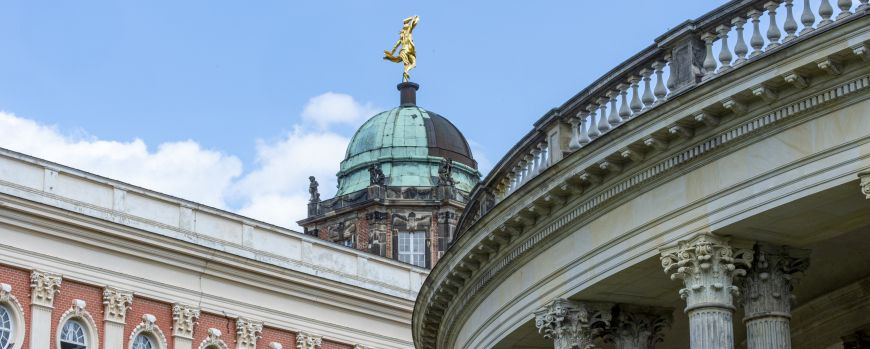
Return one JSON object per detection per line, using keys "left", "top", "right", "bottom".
{"left": 661, "top": 234, "right": 753, "bottom": 349}
{"left": 741, "top": 245, "right": 810, "bottom": 349}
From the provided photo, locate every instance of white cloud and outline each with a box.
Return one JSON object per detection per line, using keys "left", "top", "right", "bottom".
{"left": 301, "top": 92, "right": 379, "bottom": 129}
{"left": 0, "top": 92, "right": 374, "bottom": 231}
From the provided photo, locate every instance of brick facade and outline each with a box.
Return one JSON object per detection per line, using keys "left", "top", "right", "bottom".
{"left": 0, "top": 263, "right": 364, "bottom": 349}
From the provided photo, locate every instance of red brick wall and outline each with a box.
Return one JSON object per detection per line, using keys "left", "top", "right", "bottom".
{"left": 385, "top": 212, "right": 393, "bottom": 259}
{"left": 429, "top": 213, "right": 438, "bottom": 267}
{"left": 321, "top": 339, "right": 352, "bottom": 349}
{"left": 191, "top": 311, "right": 236, "bottom": 348}
{"left": 49, "top": 280, "right": 104, "bottom": 349}
{"left": 356, "top": 213, "right": 369, "bottom": 252}
{"left": 125, "top": 296, "right": 174, "bottom": 349}
{"left": 0, "top": 265, "right": 31, "bottom": 349}
{"left": 261, "top": 326, "right": 297, "bottom": 349}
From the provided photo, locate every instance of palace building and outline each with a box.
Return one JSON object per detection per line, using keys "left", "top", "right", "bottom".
{"left": 413, "top": 1, "right": 870, "bottom": 349}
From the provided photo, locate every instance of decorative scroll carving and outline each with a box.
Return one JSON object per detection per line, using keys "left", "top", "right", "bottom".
{"left": 29, "top": 270, "right": 61, "bottom": 308}
{"left": 534, "top": 298, "right": 612, "bottom": 349}
{"left": 197, "top": 328, "right": 229, "bottom": 349}
{"left": 129, "top": 314, "right": 169, "bottom": 349}
{"left": 102, "top": 286, "right": 133, "bottom": 323}
{"left": 860, "top": 171, "right": 870, "bottom": 199}
{"left": 660, "top": 234, "right": 753, "bottom": 309}
{"left": 605, "top": 305, "right": 673, "bottom": 349}
{"left": 172, "top": 303, "right": 201, "bottom": 339}
{"left": 235, "top": 318, "right": 263, "bottom": 349}
{"left": 296, "top": 332, "right": 322, "bottom": 349}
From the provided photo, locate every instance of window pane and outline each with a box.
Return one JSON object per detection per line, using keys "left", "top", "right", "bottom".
{"left": 60, "top": 320, "right": 87, "bottom": 347}
{"left": 133, "top": 335, "right": 154, "bottom": 349}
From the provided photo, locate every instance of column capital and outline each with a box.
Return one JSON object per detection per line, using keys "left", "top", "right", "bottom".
{"left": 102, "top": 286, "right": 133, "bottom": 324}
{"left": 740, "top": 244, "right": 810, "bottom": 321}
{"left": 296, "top": 332, "right": 323, "bottom": 349}
{"left": 29, "top": 270, "right": 62, "bottom": 308}
{"left": 660, "top": 234, "right": 753, "bottom": 311}
{"left": 235, "top": 318, "right": 263, "bottom": 349}
{"left": 605, "top": 305, "right": 673, "bottom": 349}
{"left": 171, "top": 303, "right": 201, "bottom": 339}
{"left": 534, "top": 298, "right": 613, "bottom": 349}
{"left": 859, "top": 171, "right": 870, "bottom": 199}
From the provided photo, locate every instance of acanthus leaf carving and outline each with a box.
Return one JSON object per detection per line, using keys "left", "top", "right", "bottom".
{"left": 660, "top": 234, "right": 753, "bottom": 309}
{"left": 605, "top": 305, "right": 673, "bottom": 349}
{"left": 534, "top": 298, "right": 613, "bottom": 349}
{"left": 172, "top": 303, "right": 201, "bottom": 339}
{"left": 29, "top": 270, "right": 62, "bottom": 308}
{"left": 296, "top": 332, "right": 323, "bottom": 349}
{"left": 102, "top": 286, "right": 133, "bottom": 323}
{"left": 235, "top": 318, "right": 263, "bottom": 349}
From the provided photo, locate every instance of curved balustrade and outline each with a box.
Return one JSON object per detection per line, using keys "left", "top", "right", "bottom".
{"left": 460, "top": 0, "right": 867, "bottom": 236}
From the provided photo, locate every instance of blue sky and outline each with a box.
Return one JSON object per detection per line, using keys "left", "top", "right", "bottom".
{"left": 0, "top": 0, "right": 724, "bottom": 229}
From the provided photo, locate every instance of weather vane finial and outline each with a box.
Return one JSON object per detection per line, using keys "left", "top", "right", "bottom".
{"left": 383, "top": 15, "right": 419, "bottom": 82}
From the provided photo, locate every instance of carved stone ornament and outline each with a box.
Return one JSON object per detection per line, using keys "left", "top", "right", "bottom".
{"left": 740, "top": 244, "right": 810, "bottom": 319}
{"left": 534, "top": 298, "right": 613, "bottom": 349}
{"left": 0, "top": 283, "right": 12, "bottom": 303}
{"left": 128, "top": 314, "right": 169, "bottom": 349}
{"left": 57, "top": 299, "right": 100, "bottom": 348}
{"left": 660, "top": 234, "right": 753, "bottom": 310}
{"left": 172, "top": 303, "right": 201, "bottom": 339}
{"left": 296, "top": 332, "right": 323, "bottom": 349}
{"left": 102, "top": 286, "right": 133, "bottom": 323}
{"left": 197, "top": 328, "right": 229, "bottom": 349}
{"left": 235, "top": 318, "right": 263, "bottom": 349}
{"left": 605, "top": 305, "right": 673, "bottom": 349}
{"left": 29, "top": 270, "right": 62, "bottom": 308}
{"left": 860, "top": 171, "right": 870, "bottom": 199}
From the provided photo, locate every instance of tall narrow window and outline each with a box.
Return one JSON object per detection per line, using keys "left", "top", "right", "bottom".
{"left": 59, "top": 320, "right": 87, "bottom": 349}
{"left": 398, "top": 231, "right": 426, "bottom": 268}
{"left": 132, "top": 335, "right": 154, "bottom": 349}
{"left": 0, "top": 306, "right": 11, "bottom": 349}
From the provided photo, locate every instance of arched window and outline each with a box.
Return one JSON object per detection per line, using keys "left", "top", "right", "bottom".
{"left": 132, "top": 335, "right": 154, "bottom": 349}
{"left": 0, "top": 305, "right": 12, "bottom": 349}
{"left": 59, "top": 320, "right": 87, "bottom": 349}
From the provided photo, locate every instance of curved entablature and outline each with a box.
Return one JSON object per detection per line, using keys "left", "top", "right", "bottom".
{"left": 414, "top": 1, "right": 870, "bottom": 348}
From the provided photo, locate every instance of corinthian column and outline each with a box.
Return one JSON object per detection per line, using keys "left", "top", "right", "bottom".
{"left": 30, "top": 270, "right": 62, "bottom": 349}
{"left": 660, "top": 234, "right": 753, "bottom": 349}
{"left": 534, "top": 298, "right": 613, "bottom": 349}
{"left": 740, "top": 245, "right": 809, "bottom": 349}
{"left": 172, "top": 303, "right": 201, "bottom": 349}
{"left": 606, "top": 305, "right": 673, "bottom": 349}
{"left": 103, "top": 286, "right": 133, "bottom": 349}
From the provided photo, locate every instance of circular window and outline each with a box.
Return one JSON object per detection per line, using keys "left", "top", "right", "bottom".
{"left": 132, "top": 334, "right": 154, "bottom": 349}
{"left": 0, "top": 305, "right": 12, "bottom": 349}
{"left": 59, "top": 320, "right": 87, "bottom": 349}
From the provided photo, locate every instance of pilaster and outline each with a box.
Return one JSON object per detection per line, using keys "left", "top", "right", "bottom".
{"left": 172, "top": 303, "right": 201, "bottom": 349}
{"left": 296, "top": 332, "right": 323, "bottom": 349}
{"left": 534, "top": 298, "right": 613, "bottom": 349}
{"left": 103, "top": 286, "right": 133, "bottom": 349}
{"left": 740, "top": 244, "right": 810, "bottom": 349}
{"left": 606, "top": 305, "right": 673, "bottom": 349}
{"left": 29, "top": 270, "right": 61, "bottom": 349}
{"left": 660, "top": 234, "right": 753, "bottom": 349}
{"left": 235, "top": 318, "right": 263, "bottom": 349}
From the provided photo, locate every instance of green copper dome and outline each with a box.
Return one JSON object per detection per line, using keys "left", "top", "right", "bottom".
{"left": 336, "top": 105, "right": 480, "bottom": 195}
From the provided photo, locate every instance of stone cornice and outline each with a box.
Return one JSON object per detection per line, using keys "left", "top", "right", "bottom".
{"left": 414, "top": 14, "right": 870, "bottom": 347}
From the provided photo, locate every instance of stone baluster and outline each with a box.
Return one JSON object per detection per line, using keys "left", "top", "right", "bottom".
{"left": 660, "top": 234, "right": 753, "bottom": 349}
{"left": 733, "top": 17, "right": 749, "bottom": 64}
{"left": 837, "top": 0, "right": 853, "bottom": 19}
{"left": 518, "top": 159, "right": 529, "bottom": 186}
{"left": 530, "top": 149, "right": 541, "bottom": 177}
{"left": 587, "top": 104, "right": 601, "bottom": 139}
{"left": 819, "top": 0, "right": 834, "bottom": 26}
{"left": 30, "top": 271, "right": 62, "bottom": 349}
{"left": 749, "top": 9, "right": 765, "bottom": 57}
{"left": 716, "top": 25, "right": 733, "bottom": 72}
{"left": 606, "top": 305, "right": 673, "bottom": 349}
{"left": 597, "top": 97, "right": 611, "bottom": 133}
{"left": 640, "top": 69, "right": 655, "bottom": 109}
{"left": 617, "top": 83, "right": 632, "bottom": 120}
{"left": 665, "top": 54, "right": 676, "bottom": 91}
{"left": 765, "top": 2, "right": 782, "bottom": 50}
{"left": 578, "top": 111, "right": 592, "bottom": 146}
{"left": 858, "top": 0, "right": 869, "bottom": 11}
{"left": 568, "top": 116, "right": 581, "bottom": 151}
{"left": 507, "top": 171, "right": 517, "bottom": 192}
{"left": 652, "top": 61, "right": 667, "bottom": 103}
{"left": 537, "top": 142, "right": 549, "bottom": 173}
{"left": 800, "top": 0, "right": 816, "bottom": 34}
{"left": 534, "top": 299, "right": 613, "bottom": 349}
{"left": 607, "top": 91, "right": 622, "bottom": 127}
{"left": 524, "top": 155, "right": 534, "bottom": 184}
{"left": 783, "top": 0, "right": 798, "bottom": 42}
{"left": 701, "top": 33, "right": 718, "bottom": 78}
{"left": 740, "top": 244, "right": 810, "bottom": 349}
{"left": 629, "top": 76, "right": 643, "bottom": 115}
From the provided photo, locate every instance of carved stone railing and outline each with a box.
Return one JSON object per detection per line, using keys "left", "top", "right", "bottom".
{"left": 457, "top": 0, "right": 869, "bottom": 237}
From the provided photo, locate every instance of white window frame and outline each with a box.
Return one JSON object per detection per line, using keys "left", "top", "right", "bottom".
{"left": 59, "top": 320, "right": 87, "bottom": 349}
{"left": 398, "top": 231, "right": 426, "bottom": 268}
{"left": 55, "top": 300, "right": 99, "bottom": 349}
{"left": 127, "top": 314, "right": 167, "bottom": 349}
{"left": 0, "top": 284, "right": 24, "bottom": 349}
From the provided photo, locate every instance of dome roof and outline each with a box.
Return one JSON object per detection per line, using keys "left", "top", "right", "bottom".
{"left": 336, "top": 105, "right": 479, "bottom": 196}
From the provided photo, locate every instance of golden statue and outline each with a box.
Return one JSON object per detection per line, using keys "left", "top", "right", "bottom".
{"left": 383, "top": 15, "right": 419, "bottom": 82}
